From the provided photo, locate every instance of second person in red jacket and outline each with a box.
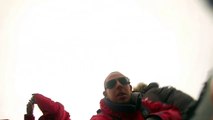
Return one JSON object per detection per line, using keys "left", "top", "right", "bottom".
{"left": 24, "top": 93, "right": 71, "bottom": 120}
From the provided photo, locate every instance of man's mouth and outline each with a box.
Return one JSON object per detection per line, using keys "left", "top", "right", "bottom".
{"left": 117, "top": 92, "right": 127, "bottom": 97}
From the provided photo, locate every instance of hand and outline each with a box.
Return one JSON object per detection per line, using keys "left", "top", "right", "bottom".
{"left": 29, "top": 95, "right": 35, "bottom": 104}
{"left": 26, "top": 95, "right": 35, "bottom": 115}
{"left": 26, "top": 101, "right": 34, "bottom": 115}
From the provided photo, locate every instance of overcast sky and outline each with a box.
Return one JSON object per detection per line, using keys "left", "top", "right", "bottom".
{"left": 1, "top": 0, "right": 213, "bottom": 119}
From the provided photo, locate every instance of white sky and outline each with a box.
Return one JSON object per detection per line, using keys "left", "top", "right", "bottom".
{"left": 0, "top": 0, "right": 213, "bottom": 120}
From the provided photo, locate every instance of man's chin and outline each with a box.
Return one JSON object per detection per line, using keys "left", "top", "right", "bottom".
{"left": 116, "top": 96, "right": 130, "bottom": 103}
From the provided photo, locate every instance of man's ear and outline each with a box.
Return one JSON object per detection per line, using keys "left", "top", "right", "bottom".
{"left": 130, "top": 85, "right": 132, "bottom": 91}
{"left": 103, "top": 91, "right": 107, "bottom": 97}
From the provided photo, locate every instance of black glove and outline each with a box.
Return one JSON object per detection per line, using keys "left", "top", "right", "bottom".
{"left": 146, "top": 115, "right": 162, "bottom": 120}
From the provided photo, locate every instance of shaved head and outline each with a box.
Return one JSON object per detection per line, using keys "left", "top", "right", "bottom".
{"left": 103, "top": 71, "right": 132, "bottom": 103}
{"left": 104, "top": 71, "right": 126, "bottom": 86}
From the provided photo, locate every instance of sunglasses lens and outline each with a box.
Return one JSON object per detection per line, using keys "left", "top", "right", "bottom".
{"left": 106, "top": 80, "right": 116, "bottom": 89}
{"left": 118, "top": 77, "right": 129, "bottom": 85}
{"left": 105, "top": 77, "right": 130, "bottom": 89}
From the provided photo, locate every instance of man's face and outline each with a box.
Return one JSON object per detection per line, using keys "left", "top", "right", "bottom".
{"left": 104, "top": 72, "right": 132, "bottom": 104}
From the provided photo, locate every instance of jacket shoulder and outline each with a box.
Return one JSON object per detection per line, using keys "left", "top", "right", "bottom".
{"left": 141, "top": 82, "right": 159, "bottom": 93}
{"left": 90, "top": 114, "right": 111, "bottom": 120}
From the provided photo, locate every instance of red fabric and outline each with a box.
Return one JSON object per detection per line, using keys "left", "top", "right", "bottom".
{"left": 142, "top": 99, "right": 181, "bottom": 120}
{"left": 90, "top": 99, "right": 181, "bottom": 120}
{"left": 25, "top": 93, "right": 70, "bottom": 120}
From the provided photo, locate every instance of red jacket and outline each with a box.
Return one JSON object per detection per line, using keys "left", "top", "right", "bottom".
{"left": 90, "top": 99, "right": 181, "bottom": 120}
{"left": 24, "top": 94, "right": 70, "bottom": 120}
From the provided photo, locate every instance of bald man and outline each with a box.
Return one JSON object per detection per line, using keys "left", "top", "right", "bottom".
{"left": 90, "top": 71, "right": 182, "bottom": 120}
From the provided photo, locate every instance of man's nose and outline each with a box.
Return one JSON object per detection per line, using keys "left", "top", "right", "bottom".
{"left": 115, "top": 80, "right": 123, "bottom": 87}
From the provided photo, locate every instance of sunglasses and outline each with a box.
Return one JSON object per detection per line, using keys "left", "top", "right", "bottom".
{"left": 105, "top": 77, "right": 130, "bottom": 89}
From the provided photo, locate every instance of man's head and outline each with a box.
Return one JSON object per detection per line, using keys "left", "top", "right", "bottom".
{"left": 103, "top": 71, "right": 132, "bottom": 104}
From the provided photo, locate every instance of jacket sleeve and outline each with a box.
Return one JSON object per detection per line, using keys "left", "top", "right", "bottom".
{"left": 142, "top": 100, "right": 182, "bottom": 120}
{"left": 33, "top": 93, "right": 62, "bottom": 114}
{"left": 90, "top": 114, "right": 111, "bottom": 120}
{"left": 24, "top": 114, "right": 35, "bottom": 120}
{"left": 144, "top": 86, "right": 195, "bottom": 113}
{"left": 161, "top": 86, "right": 195, "bottom": 112}
{"left": 33, "top": 93, "right": 71, "bottom": 120}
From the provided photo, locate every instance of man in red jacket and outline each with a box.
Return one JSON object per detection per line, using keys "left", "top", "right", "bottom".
{"left": 24, "top": 93, "right": 71, "bottom": 120}
{"left": 90, "top": 71, "right": 182, "bottom": 120}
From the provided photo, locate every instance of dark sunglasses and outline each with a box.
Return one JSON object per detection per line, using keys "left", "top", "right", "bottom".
{"left": 105, "top": 77, "right": 130, "bottom": 89}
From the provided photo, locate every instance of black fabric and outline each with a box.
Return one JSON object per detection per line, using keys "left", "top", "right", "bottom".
{"left": 140, "top": 82, "right": 195, "bottom": 113}
{"left": 165, "top": 87, "right": 195, "bottom": 112}
{"left": 103, "top": 95, "right": 140, "bottom": 113}
{"left": 132, "top": 92, "right": 150, "bottom": 118}
{"left": 141, "top": 82, "right": 159, "bottom": 94}
{"left": 97, "top": 93, "right": 150, "bottom": 119}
